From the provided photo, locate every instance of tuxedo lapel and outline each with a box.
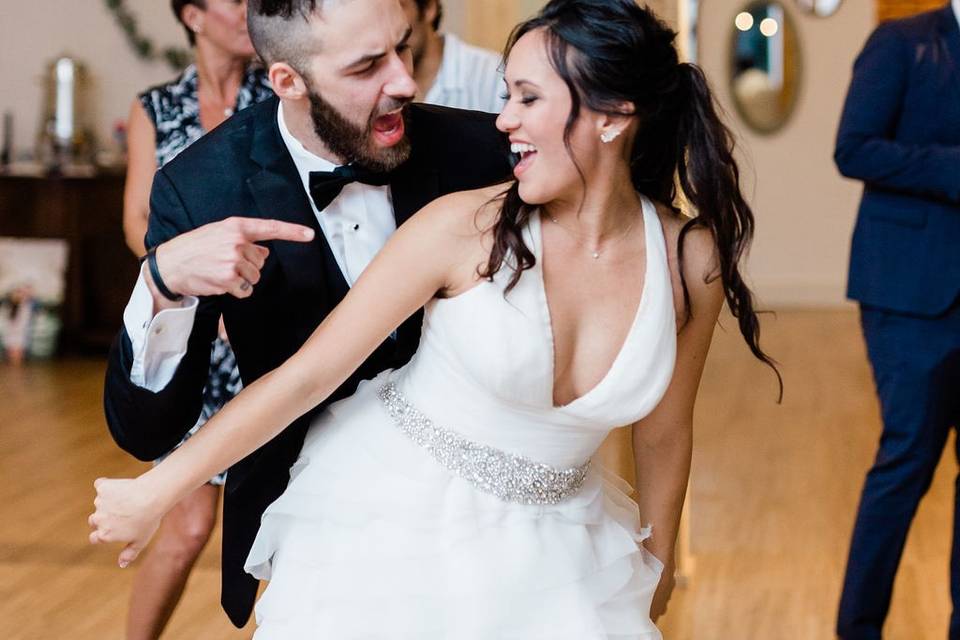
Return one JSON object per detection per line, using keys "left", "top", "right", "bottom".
{"left": 244, "top": 101, "right": 349, "bottom": 304}
{"left": 390, "top": 162, "right": 440, "bottom": 227}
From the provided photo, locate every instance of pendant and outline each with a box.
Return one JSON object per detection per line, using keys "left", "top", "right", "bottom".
{"left": 591, "top": 251, "right": 600, "bottom": 260}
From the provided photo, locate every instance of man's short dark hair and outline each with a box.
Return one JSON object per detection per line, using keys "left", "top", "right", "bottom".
{"left": 170, "top": 0, "right": 207, "bottom": 46}
{"left": 247, "top": 0, "right": 323, "bottom": 68}
{"left": 413, "top": 0, "right": 442, "bottom": 32}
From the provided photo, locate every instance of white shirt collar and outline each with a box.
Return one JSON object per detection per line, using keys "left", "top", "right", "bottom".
{"left": 276, "top": 101, "right": 338, "bottom": 173}
{"left": 953, "top": 0, "right": 960, "bottom": 30}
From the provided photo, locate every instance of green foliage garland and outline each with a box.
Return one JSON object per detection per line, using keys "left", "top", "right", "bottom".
{"left": 104, "top": 0, "right": 191, "bottom": 71}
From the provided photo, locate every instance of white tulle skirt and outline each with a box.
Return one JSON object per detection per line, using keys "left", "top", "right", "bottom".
{"left": 245, "top": 375, "right": 664, "bottom": 639}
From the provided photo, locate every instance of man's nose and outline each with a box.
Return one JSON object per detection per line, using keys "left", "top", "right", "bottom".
{"left": 383, "top": 53, "right": 418, "bottom": 100}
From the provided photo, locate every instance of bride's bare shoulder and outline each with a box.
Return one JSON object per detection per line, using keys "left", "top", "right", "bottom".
{"left": 417, "top": 182, "right": 508, "bottom": 227}
{"left": 407, "top": 183, "right": 509, "bottom": 247}
{"left": 395, "top": 184, "right": 510, "bottom": 296}
{"left": 651, "top": 199, "right": 723, "bottom": 324}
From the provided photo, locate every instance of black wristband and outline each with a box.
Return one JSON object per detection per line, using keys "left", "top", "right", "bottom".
{"left": 146, "top": 247, "right": 184, "bottom": 302}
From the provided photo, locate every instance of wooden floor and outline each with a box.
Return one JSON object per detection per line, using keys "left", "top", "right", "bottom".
{"left": 1, "top": 309, "right": 956, "bottom": 639}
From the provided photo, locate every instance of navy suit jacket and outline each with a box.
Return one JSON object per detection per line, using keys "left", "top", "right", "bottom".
{"left": 836, "top": 4, "right": 960, "bottom": 316}
{"left": 103, "top": 97, "right": 511, "bottom": 626}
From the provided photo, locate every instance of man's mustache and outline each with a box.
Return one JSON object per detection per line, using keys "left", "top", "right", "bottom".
{"left": 371, "top": 98, "right": 412, "bottom": 121}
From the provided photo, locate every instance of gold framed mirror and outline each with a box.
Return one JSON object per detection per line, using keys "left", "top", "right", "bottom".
{"left": 730, "top": 1, "right": 802, "bottom": 134}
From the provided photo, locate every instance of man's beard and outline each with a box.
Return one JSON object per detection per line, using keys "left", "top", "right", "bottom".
{"left": 307, "top": 88, "right": 412, "bottom": 172}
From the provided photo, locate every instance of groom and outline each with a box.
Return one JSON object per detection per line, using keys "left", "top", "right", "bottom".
{"left": 103, "top": 0, "right": 510, "bottom": 627}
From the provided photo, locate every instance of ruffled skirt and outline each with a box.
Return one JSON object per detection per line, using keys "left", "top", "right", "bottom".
{"left": 245, "top": 374, "right": 664, "bottom": 639}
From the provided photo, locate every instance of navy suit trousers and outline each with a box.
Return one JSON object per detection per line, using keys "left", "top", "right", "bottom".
{"left": 838, "top": 301, "right": 960, "bottom": 639}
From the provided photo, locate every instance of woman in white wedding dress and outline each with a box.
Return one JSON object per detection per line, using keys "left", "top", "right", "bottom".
{"left": 89, "top": 1, "right": 780, "bottom": 637}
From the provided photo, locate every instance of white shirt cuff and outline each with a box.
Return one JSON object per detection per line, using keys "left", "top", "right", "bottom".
{"left": 122, "top": 263, "right": 200, "bottom": 392}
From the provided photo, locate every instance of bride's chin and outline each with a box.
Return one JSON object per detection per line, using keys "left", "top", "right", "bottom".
{"left": 516, "top": 181, "right": 552, "bottom": 206}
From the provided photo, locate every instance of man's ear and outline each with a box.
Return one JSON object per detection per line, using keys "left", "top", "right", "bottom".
{"left": 269, "top": 63, "right": 309, "bottom": 100}
{"left": 422, "top": 0, "right": 440, "bottom": 29}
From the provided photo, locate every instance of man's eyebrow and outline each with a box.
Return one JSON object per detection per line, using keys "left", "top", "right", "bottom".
{"left": 343, "top": 27, "right": 414, "bottom": 70}
{"left": 397, "top": 26, "right": 412, "bottom": 48}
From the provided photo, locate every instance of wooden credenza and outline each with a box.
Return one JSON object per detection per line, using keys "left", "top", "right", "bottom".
{"left": 0, "top": 171, "right": 140, "bottom": 353}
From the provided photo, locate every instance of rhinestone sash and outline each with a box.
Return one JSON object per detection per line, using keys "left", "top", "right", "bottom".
{"left": 377, "top": 382, "right": 590, "bottom": 505}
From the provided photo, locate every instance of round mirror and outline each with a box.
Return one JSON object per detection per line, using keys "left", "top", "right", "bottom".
{"left": 730, "top": 1, "right": 802, "bottom": 134}
{"left": 793, "top": 0, "right": 842, "bottom": 18}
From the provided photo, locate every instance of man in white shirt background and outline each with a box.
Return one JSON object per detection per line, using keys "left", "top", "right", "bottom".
{"left": 400, "top": 0, "right": 505, "bottom": 113}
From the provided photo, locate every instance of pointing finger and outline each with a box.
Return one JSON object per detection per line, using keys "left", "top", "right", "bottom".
{"left": 236, "top": 218, "right": 314, "bottom": 243}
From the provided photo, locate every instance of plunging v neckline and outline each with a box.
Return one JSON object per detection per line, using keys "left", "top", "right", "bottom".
{"left": 534, "top": 199, "right": 654, "bottom": 411}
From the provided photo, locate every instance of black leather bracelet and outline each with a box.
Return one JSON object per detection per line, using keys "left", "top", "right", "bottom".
{"left": 146, "top": 247, "right": 183, "bottom": 302}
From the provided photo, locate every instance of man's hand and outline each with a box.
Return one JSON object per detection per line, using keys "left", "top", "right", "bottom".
{"left": 148, "top": 217, "right": 315, "bottom": 300}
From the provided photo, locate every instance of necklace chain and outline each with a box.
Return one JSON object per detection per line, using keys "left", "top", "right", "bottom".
{"left": 544, "top": 211, "right": 637, "bottom": 260}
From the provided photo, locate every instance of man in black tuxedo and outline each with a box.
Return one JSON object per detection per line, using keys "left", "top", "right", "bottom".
{"left": 103, "top": 0, "right": 510, "bottom": 627}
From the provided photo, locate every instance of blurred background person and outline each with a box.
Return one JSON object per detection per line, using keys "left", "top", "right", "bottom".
{"left": 399, "top": 0, "right": 505, "bottom": 111}
{"left": 120, "top": 0, "right": 272, "bottom": 638}
{"left": 834, "top": 2, "right": 960, "bottom": 638}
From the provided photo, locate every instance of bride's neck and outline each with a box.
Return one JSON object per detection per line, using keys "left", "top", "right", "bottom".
{"left": 541, "top": 166, "right": 641, "bottom": 241}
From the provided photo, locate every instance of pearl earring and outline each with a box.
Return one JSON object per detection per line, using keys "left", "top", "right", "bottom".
{"left": 600, "top": 129, "right": 621, "bottom": 144}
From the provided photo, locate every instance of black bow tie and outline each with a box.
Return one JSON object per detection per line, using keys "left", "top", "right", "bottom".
{"left": 308, "top": 164, "right": 392, "bottom": 211}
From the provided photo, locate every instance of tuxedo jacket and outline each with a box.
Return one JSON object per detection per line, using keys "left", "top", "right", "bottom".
{"left": 103, "top": 96, "right": 511, "bottom": 626}
{"left": 836, "top": 4, "right": 960, "bottom": 316}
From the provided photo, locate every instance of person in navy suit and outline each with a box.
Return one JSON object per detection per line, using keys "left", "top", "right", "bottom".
{"left": 835, "top": 3, "right": 960, "bottom": 638}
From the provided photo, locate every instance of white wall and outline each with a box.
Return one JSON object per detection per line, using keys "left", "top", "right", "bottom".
{"left": 696, "top": 1, "right": 874, "bottom": 306}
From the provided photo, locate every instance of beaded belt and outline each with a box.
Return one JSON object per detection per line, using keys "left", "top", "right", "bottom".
{"left": 377, "top": 382, "right": 590, "bottom": 505}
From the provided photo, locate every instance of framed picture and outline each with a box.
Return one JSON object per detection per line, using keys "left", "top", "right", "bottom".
{"left": 0, "top": 237, "right": 69, "bottom": 362}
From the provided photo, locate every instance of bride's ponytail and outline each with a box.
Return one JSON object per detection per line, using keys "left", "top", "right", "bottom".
{"left": 672, "top": 63, "right": 782, "bottom": 396}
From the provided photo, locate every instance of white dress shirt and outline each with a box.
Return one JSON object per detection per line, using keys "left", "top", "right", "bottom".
{"left": 123, "top": 101, "right": 397, "bottom": 391}
{"left": 954, "top": 0, "right": 960, "bottom": 30}
{"left": 424, "top": 33, "right": 506, "bottom": 114}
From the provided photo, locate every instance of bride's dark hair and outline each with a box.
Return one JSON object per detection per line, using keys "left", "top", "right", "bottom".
{"left": 480, "top": 0, "right": 781, "bottom": 395}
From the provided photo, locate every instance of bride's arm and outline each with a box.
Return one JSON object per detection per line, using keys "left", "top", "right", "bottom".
{"left": 632, "top": 226, "right": 724, "bottom": 620}
{"left": 89, "top": 189, "right": 491, "bottom": 566}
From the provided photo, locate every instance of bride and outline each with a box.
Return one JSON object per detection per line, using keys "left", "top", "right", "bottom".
{"left": 89, "top": 0, "right": 778, "bottom": 636}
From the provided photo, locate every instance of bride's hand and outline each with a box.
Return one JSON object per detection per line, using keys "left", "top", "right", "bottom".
{"left": 88, "top": 477, "right": 162, "bottom": 568}
{"left": 649, "top": 558, "right": 676, "bottom": 622}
